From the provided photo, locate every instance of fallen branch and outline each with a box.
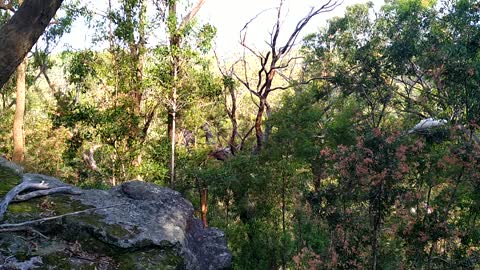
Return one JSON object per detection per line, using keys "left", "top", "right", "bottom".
{"left": 0, "top": 203, "right": 127, "bottom": 229}
{"left": 0, "top": 226, "right": 49, "bottom": 239}
{"left": 0, "top": 181, "right": 50, "bottom": 221}
{"left": 13, "top": 186, "right": 82, "bottom": 202}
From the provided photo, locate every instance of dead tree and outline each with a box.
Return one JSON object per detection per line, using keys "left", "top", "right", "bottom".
{"left": 214, "top": 53, "right": 259, "bottom": 154}
{"left": 234, "top": 0, "right": 340, "bottom": 153}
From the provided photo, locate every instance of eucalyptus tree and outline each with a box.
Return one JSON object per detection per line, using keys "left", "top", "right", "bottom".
{"left": 158, "top": 0, "right": 217, "bottom": 185}
{"left": 52, "top": 0, "right": 159, "bottom": 183}
{"left": 0, "top": 0, "right": 81, "bottom": 163}
{"left": 381, "top": 0, "right": 480, "bottom": 127}
{"left": 52, "top": 0, "right": 219, "bottom": 185}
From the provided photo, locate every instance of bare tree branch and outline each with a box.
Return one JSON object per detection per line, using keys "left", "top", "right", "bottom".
{"left": 234, "top": 0, "right": 341, "bottom": 152}
{"left": 0, "top": 226, "right": 49, "bottom": 239}
{"left": 0, "top": 203, "right": 127, "bottom": 229}
{"left": 179, "top": 0, "right": 207, "bottom": 30}
{"left": 13, "top": 186, "right": 82, "bottom": 202}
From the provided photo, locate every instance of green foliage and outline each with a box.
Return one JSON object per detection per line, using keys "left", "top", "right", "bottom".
{"left": 3, "top": 0, "right": 480, "bottom": 269}
{"left": 66, "top": 50, "right": 97, "bottom": 86}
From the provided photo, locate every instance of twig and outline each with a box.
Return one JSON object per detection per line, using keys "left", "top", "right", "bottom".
{"left": 0, "top": 203, "right": 127, "bottom": 229}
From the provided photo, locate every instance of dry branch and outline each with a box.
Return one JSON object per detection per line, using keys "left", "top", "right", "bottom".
{"left": 13, "top": 186, "right": 82, "bottom": 202}
{"left": 179, "top": 0, "right": 207, "bottom": 29}
{"left": 0, "top": 226, "right": 49, "bottom": 239}
{"left": 0, "top": 181, "right": 50, "bottom": 221}
{"left": 0, "top": 203, "right": 127, "bottom": 229}
{"left": 234, "top": 0, "right": 341, "bottom": 152}
{"left": 1, "top": 256, "right": 42, "bottom": 270}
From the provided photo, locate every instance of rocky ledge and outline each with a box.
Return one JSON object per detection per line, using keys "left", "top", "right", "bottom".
{"left": 0, "top": 158, "right": 231, "bottom": 270}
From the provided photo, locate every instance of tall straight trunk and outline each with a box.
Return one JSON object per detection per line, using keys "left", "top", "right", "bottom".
{"left": 123, "top": 0, "right": 147, "bottom": 175}
{"left": 200, "top": 188, "right": 208, "bottom": 227}
{"left": 133, "top": 0, "right": 146, "bottom": 114}
{"left": 371, "top": 181, "right": 384, "bottom": 270}
{"left": 168, "top": 0, "right": 179, "bottom": 185}
{"left": 170, "top": 108, "right": 176, "bottom": 185}
{"left": 168, "top": 54, "right": 179, "bottom": 185}
{"left": 165, "top": 0, "right": 206, "bottom": 184}
{"left": 127, "top": 0, "right": 146, "bottom": 129}
{"left": 281, "top": 175, "right": 287, "bottom": 270}
{"left": 372, "top": 218, "right": 379, "bottom": 270}
{"left": 12, "top": 51, "right": 27, "bottom": 163}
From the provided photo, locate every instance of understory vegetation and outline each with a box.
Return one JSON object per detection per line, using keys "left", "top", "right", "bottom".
{"left": 1, "top": 0, "right": 480, "bottom": 269}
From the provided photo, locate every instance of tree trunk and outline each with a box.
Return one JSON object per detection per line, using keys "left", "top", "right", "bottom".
{"left": 170, "top": 109, "right": 176, "bottom": 185}
{"left": 131, "top": 0, "right": 146, "bottom": 115}
{"left": 281, "top": 175, "right": 287, "bottom": 270}
{"left": 166, "top": 0, "right": 206, "bottom": 184}
{"left": 263, "top": 101, "right": 272, "bottom": 145}
{"left": 168, "top": 0, "right": 179, "bottom": 186}
{"left": 254, "top": 96, "right": 267, "bottom": 153}
{"left": 12, "top": 57, "right": 27, "bottom": 163}
{"left": 200, "top": 188, "right": 208, "bottom": 227}
{"left": 0, "top": 0, "right": 63, "bottom": 89}
{"left": 227, "top": 84, "right": 238, "bottom": 154}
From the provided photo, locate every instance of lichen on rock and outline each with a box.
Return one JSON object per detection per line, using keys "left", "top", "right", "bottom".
{"left": 0, "top": 157, "right": 232, "bottom": 270}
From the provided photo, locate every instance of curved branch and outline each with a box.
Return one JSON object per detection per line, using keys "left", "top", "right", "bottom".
{"left": 0, "top": 181, "right": 50, "bottom": 221}
{"left": 13, "top": 186, "right": 82, "bottom": 202}
{"left": 179, "top": 0, "right": 207, "bottom": 30}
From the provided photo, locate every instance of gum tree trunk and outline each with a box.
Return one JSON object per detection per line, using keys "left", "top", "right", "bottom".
{"left": 12, "top": 57, "right": 27, "bottom": 163}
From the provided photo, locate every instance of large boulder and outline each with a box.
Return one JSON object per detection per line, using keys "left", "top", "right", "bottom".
{"left": 0, "top": 158, "right": 231, "bottom": 270}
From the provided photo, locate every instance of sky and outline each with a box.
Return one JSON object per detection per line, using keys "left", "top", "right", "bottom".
{"left": 59, "top": 0, "right": 385, "bottom": 58}
{"left": 197, "top": 0, "right": 384, "bottom": 58}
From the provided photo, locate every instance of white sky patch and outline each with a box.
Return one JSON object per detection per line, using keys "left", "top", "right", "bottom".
{"left": 57, "top": 0, "right": 384, "bottom": 58}
{"left": 199, "top": 0, "right": 383, "bottom": 58}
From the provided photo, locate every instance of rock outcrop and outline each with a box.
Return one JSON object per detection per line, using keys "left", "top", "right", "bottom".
{"left": 0, "top": 157, "right": 231, "bottom": 270}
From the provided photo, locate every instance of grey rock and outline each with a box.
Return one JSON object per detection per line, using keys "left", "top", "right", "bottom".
{"left": 0, "top": 166, "right": 231, "bottom": 270}
{"left": 0, "top": 156, "right": 24, "bottom": 175}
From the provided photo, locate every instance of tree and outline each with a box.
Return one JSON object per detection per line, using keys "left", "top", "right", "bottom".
{"left": 5, "top": 0, "right": 85, "bottom": 164}
{"left": 12, "top": 57, "right": 26, "bottom": 163}
{"left": 234, "top": 0, "right": 340, "bottom": 152}
{"left": 0, "top": 0, "right": 64, "bottom": 88}
{"left": 11, "top": 0, "right": 26, "bottom": 163}
{"left": 165, "top": 0, "right": 208, "bottom": 185}
{"left": 296, "top": 1, "right": 480, "bottom": 268}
